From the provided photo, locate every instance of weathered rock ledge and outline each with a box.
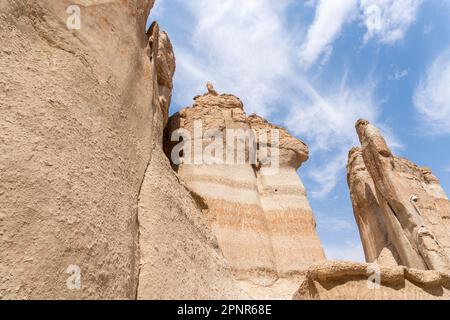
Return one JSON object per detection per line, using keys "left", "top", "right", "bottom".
{"left": 294, "top": 260, "right": 450, "bottom": 300}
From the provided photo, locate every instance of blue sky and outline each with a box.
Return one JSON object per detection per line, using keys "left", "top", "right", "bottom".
{"left": 148, "top": 0, "right": 450, "bottom": 262}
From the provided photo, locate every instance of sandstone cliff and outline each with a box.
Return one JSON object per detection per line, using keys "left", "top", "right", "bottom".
{"left": 0, "top": 0, "right": 158, "bottom": 299}
{"left": 165, "top": 85, "right": 325, "bottom": 299}
{"left": 347, "top": 147, "right": 400, "bottom": 266}
{"left": 0, "top": 0, "right": 244, "bottom": 299}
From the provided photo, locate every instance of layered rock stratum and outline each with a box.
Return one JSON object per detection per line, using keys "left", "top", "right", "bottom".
{"left": 165, "top": 85, "right": 325, "bottom": 299}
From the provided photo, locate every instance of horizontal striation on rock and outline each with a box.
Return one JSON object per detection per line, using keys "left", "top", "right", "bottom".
{"left": 165, "top": 84, "right": 325, "bottom": 299}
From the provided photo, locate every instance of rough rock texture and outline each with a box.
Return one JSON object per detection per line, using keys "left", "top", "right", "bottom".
{"left": 294, "top": 261, "right": 450, "bottom": 300}
{"left": 136, "top": 36, "right": 246, "bottom": 300}
{"left": 137, "top": 143, "right": 247, "bottom": 299}
{"left": 353, "top": 120, "right": 450, "bottom": 272}
{"left": 0, "top": 0, "right": 158, "bottom": 299}
{"left": 0, "top": 0, "right": 245, "bottom": 300}
{"left": 166, "top": 85, "right": 325, "bottom": 299}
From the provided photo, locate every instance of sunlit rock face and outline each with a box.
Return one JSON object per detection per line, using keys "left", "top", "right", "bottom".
{"left": 0, "top": 0, "right": 159, "bottom": 299}
{"left": 165, "top": 84, "right": 325, "bottom": 299}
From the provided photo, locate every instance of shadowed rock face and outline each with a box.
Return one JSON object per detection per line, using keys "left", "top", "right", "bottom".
{"left": 347, "top": 148, "right": 400, "bottom": 266}
{"left": 165, "top": 85, "right": 325, "bottom": 299}
{"left": 351, "top": 119, "right": 450, "bottom": 272}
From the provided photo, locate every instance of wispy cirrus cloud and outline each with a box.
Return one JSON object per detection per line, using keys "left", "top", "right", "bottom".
{"left": 159, "top": 0, "right": 295, "bottom": 117}
{"left": 299, "top": 0, "right": 357, "bottom": 68}
{"left": 414, "top": 48, "right": 450, "bottom": 135}
{"left": 299, "top": 0, "right": 423, "bottom": 68}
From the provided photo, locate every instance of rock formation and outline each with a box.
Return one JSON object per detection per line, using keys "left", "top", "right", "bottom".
{"left": 165, "top": 84, "right": 325, "bottom": 299}
{"left": 0, "top": 0, "right": 158, "bottom": 299}
{"left": 0, "top": 0, "right": 244, "bottom": 300}
{"left": 295, "top": 119, "right": 450, "bottom": 300}
{"left": 347, "top": 148, "right": 400, "bottom": 266}
{"left": 353, "top": 119, "right": 450, "bottom": 272}
{"left": 3, "top": 0, "right": 449, "bottom": 301}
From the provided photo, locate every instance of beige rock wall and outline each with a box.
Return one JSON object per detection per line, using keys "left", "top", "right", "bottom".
{"left": 0, "top": 0, "right": 157, "bottom": 299}
{"left": 166, "top": 86, "right": 325, "bottom": 299}
{"left": 137, "top": 143, "right": 247, "bottom": 299}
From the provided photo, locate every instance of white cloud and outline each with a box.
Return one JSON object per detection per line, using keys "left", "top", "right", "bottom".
{"left": 359, "top": 0, "right": 422, "bottom": 44}
{"left": 299, "top": 0, "right": 422, "bottom": 69}
{"left": 324, "top": 240, "right": 366, "bottom": 262}
{"left": 387, "top": 65, "right": 410, "bottom": 81}
{"left": 285, "top": 79, "right": 388, "bottom": 197}
{"left": 414, "top": 48, "right": 450, "bottom": 135}
{"left": 166, "top": 0, "right": 295, "bottom": 116}
{"left": 286, "top": 79, "right": 379, "bottom": 152}
{"left": 154, "top": 0, "right": 400, "bottom": 198}
{"left": 299, "top": 0, "right": 357, "bottom": 68}
{"left": 304, "top": 0, "right": 317, "bottom": 8}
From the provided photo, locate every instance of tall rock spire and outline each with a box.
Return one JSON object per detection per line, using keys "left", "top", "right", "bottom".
{"left": 349, "top": 119, "right": 450, "bottom": 272}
